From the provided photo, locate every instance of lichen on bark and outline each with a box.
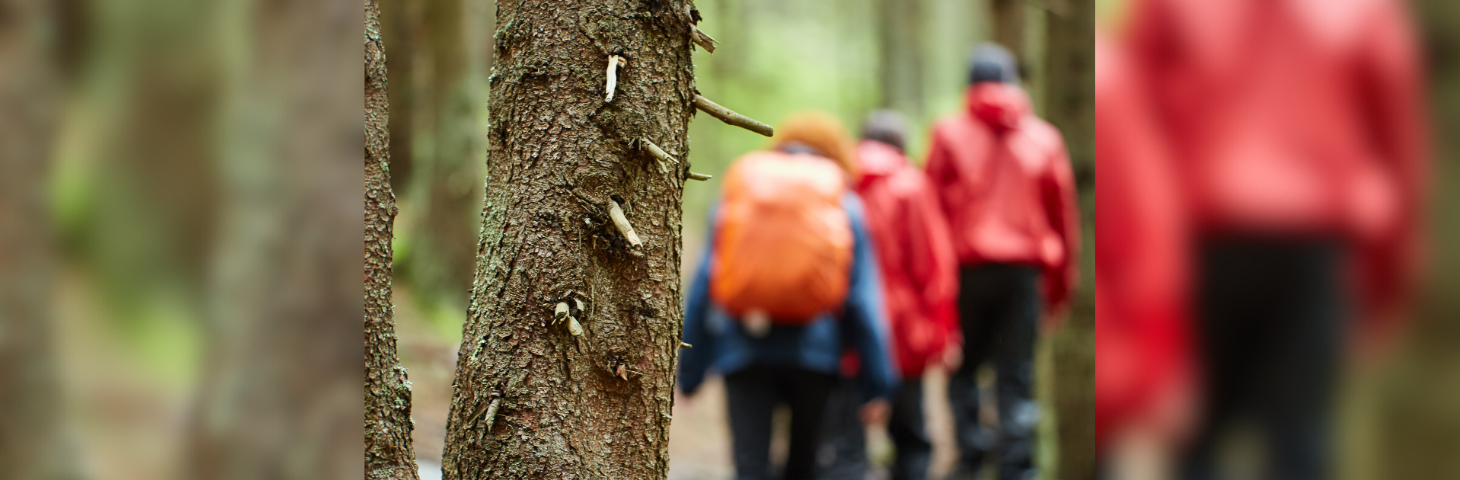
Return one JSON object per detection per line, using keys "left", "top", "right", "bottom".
{"left": 366, "top": 0, "right": 424, "bottom": 477}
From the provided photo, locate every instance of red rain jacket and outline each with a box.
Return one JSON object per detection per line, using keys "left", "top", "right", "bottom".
{"left": 854, "top": 140, "right": 960, "bottom": 378}
{"left": 1125, "top": 0, "right": 1428, "bottom": 325}
{"left": 925, "top": 83, "right": 1081, "bottom": 313}
{"left": 1094, "top": 33, "right": 1194, "bottom": 449}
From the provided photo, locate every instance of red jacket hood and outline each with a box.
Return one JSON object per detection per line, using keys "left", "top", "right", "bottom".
{"left": 854, "top": 140, "right": 906, "bottom": 185}
{"left": 967, "top": 83, "right": 1033, "bottom": 132}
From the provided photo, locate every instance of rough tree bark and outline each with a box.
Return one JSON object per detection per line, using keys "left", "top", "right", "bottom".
{"left": 185, "top": 0, "right": 361, "bottom": 477}
{"left": 440, "top": 0, "right": 699, "bottom": 477}
{"left": 877, "top": 0, "right": 925, "bottom": 118}
{"left": 0, "top": 0, "right": 78, "bottom": 478}
{"left": 366, "top": 0, "right": 423, "bottom": 477}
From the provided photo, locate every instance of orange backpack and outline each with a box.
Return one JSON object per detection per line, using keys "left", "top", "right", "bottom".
{"left": 711, "top": 151, "right": 855, "bottom": 324}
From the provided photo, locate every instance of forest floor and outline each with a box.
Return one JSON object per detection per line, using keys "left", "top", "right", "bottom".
{"left": 395, "top": 285, "right": 969, "bottom": 480}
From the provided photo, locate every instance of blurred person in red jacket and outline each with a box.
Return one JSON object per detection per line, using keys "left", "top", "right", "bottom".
{"left": 817, "top": 110, "right": 960, "bottom": 480}
{"left": 1095, "top": 30, "right": 1197, "bottom": 480}
{"left": 925, "top": 43, "right": 1081, "bottom": 480}
{"left": 1124, "top": 0, "right": 1427, "bottom": 477}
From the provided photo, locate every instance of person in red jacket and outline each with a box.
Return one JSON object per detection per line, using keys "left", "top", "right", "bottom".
{"left": 925, "top": 43, "right": 1080, "bottom": 480}
{"left": 1124, "top": 0, "right": 1427, "bottom": 477}
{"left": 817, "top": 110, "right": 959, "bottom": 480}
{"left": 1094, "top": 30, "right": 1196, "bottom": 479}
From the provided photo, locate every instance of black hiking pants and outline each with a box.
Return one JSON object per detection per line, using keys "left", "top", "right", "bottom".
{"left": 726, "top": 365, "right": 840, "bottom": 480}
{"left": 1181, "top": 237, "right": 1344, "bottom": 480}
{"left": 817, "top": 377, "right": 932, "bottom": 480}
{"left": 947, "top": 263, "right": 1042, "bottom": 480}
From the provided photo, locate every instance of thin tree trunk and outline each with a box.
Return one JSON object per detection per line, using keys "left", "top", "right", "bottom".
{"left": 407, "top": 0, "right": 489, "bottom": 314}
{"left": 877, "top": 0, "right": 925, "bottom": 117}
{"left": 186, "top": 0, "right": 361, "bottom": 477}
{"left": 0, "top": 0, "right": 77, "bottom": 477}
{"left": 1043, "top": 0, "right": 1093, "bottom": 170}
{"left": 367, "top": 0, "right": 423, "bottom": 477}
{"left": 1044, "top": 1, "right": 1094, "bottom": 479}
{"left": 440, "top": 0, "right": 697, "bottom": 477}
{"left": 990, "top": 0, "right": 1025, "bottom": 70}
{"left": 379, "top": 0, "right": 419, "bottom": 193}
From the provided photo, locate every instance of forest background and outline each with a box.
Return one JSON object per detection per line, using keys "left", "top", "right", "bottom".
{"left": 0, "top": 0, "right": 1456, "bottom": 478}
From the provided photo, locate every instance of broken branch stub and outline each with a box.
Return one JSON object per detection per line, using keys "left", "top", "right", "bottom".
{"left": 686, "top": 172, "right": 713, "bottom": 181}
{"left": 554, "top": 301, "right": 570, "bottom": 324}
{"left": 690, "top": 25, "right": 718, "bottom": 53}
{"left": 693, "top": 95, "right": 773, "bottom": 137}
{"left": 606, "top": 198, "right": 643, "bottom": 251}
{"left": 605, "top": 55, "right": 627, "bottom": 102}
{"left": 639, "top": 138, "right": 678, "bottom": 174}
{"left": 483, "top": 398, "right": 501, "bottom": 430}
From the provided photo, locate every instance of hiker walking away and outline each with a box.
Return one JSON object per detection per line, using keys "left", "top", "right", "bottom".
{"left": 678, "top": 113, "right": 899, "bottom": 480}
{"left": 817, "top": 110, "right": 960, "bottom": 480}
{"left": 1123, "top": 0, "right": 1427, "bottom": 477}
{"left": 925, "top": 43, "right": 1081, "bottom": 480}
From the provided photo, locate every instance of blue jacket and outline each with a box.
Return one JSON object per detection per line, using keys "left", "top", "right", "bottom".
{"left": 678, "top": 193, "right": 899, "bottom": 403}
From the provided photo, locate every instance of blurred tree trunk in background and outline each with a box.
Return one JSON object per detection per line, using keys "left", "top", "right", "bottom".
{"left": 185, "top": 0, "right": 360, "bottom": 477}
{"left": 81, "top": 0, "right": 221, "bottom": 322}
{"left": 404, "top": 0, "right": 493, "bottom": 318}
{"left": 990, "top": 0, "right": 1025, "bottom": 70}
{"left": 1044, "top": 2, "right": 1094, "bottom": 479}
{"left": 379, "top": 0, "right": 418, "bottom": 193}
{"left": 1043, "top": 0, "right": 1093, "bottom": 171}
{"left": 0, "top": 0, "right": 78, "bottom": 477}
{"left": 877, "top": 0, "right": 925, "bottom": 117}
{"left": 366, "top": 0, "right": 422, "bottom": 478}
{"left": 439, "top": 0, "right": 695, "bottom": 476}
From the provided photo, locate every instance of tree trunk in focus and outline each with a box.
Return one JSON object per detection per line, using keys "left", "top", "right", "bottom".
{"left": 185, "top": 0, "right": 361, "bottom": 477}
{"left": 0, "top": 0, "right": 78, "bottom": 478}
{"left": 877, "top": 0, "right": 925, "bottom": 118}
{"left": 439, "top": 0, "right": 696, "bottom": 477}
{"left": 366, "top": 0, "right": 423, "bottom": 478}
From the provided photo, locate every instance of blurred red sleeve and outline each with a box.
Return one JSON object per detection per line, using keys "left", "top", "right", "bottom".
{"left": 905, "top": 173, "right": 961, "bottom": 349}
{"left": 1353, "top": 0, "right": 1428, "bottom": 345}
{"left": 1041, "top": 143, "right": 1080, "bottom": 324}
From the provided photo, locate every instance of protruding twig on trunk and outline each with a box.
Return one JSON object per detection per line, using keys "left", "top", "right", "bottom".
{"left": 605, "top": 55, "right": 627, "bottom": 102}
{"left": 554, "top": 301, "right": 570, "bottom": 324}
{"left": 607, "top": 198, "right": 643, "bottom": 251}
{"left": 686, "top": 172, "right": 713, "bottom": 181}
{"left": 690, "top": 25, "right": 718, "bottom": 53}
{"left": 694, "top": 95, "right": 773, "bottom": 137}
{"left": 567, "top": 316, "right": 584, "bottom": 337}
{"left": 640, "top": 139, "right": 678, "bottom": 174}
{"left": 680, "top": 342, "right": 693, "bottom": 348}
{"left": 483, "top": 398, "right": 501, "bottom": 429}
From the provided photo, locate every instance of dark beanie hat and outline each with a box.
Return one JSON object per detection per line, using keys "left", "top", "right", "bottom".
{"left": 969, "top": 43, "right": 1018, "bottom": 85}
{"left": 860, "top": 110, "right": 910, "bottom": 153}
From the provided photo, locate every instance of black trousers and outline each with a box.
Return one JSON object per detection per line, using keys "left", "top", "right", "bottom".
{"left": 725, "top": 365, "right": 840, "bottom": 480}
{"left": 1181, "top": 237, "right": 1344, "bottom": 480}
{"left": 816, "top": 378, "right": 932, "bottom": 480}
{"left": 947, "top": 264, "right": 1042, "bottom": 480}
